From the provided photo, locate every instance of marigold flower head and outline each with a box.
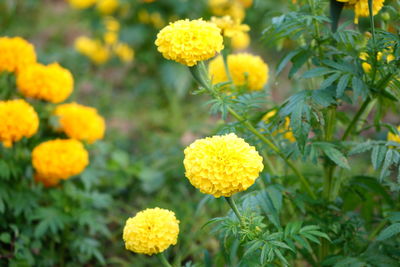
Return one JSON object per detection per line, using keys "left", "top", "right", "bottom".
{"left": 17, "top": 63, "right": 74, "bottom": 103}
{"left": 54, "top": 102, "right": 106, "bottom": 143}
{"left": 0, "top": 99, "right": 39, "bottom": 148}
{"left": 231, "top": 32, "right": 250, "bottom": 50}
{"left": 123, "top": 207, "right": 180, "bottom": 255}
{"left": 32, "top": 139, "right": 89, "bottom": 187}
{"left": 262, "top": 110, "right": 295, "bottom": 143}
{"left": 67, "top": 0, "right": 97, "bottom": 9}
{"left": 103, "top": 31, "right": 118, "bottom": 45}
{"left": 114, "top": 43, "right": 135, "bottom": 63}
{"left": 97, "top": 0, "right": 119, "bottom": 15}
{"left": 210, "top": 16, "right": 249, "bottom": 38}
{"left": 0, "top": 37, "right": 37, "bottom": 73}
{"left": 183, "top": 133, "right": 264, "bottom": 197}
{"left": 208, "top": 53, "right": 269, "bottom": 91}
{"left": 237, "top": 0, "right": 253, "bottom": 8}
{"left": 104, "top": 17, "right": 120, "bottom": 32}
{"left": 388, "top": 126, "right": 400, "bottom": 144}
{"left": 155, "top": 19, "right": 224, "bottom": 66}
{"left": 337, "top": 0, "right": 385, "bottom": 23}
{"left": 74, "top": 37, "right": 110, "bottom": 65}
{"left": 208, "top": 0, "right": 245, "bottom": 22}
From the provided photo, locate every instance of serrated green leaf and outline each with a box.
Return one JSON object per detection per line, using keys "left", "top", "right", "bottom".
{"left": 376, "top": 223, "right": 400, "bottom": 241}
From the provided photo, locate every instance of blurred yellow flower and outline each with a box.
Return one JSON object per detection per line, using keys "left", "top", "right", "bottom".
{"left": 103, "top": 31, "right": 118, "bottom": 45}
{"left": 74, "top": 36, "right": 110, "bottom": 64}
{"left": 0, "top": 37, "right": 36, "bottom": 73}
{"left": 155, "top": 19, "right": 224, "bottom": 66}
{"left": 337, "top": 0, "right": 385, "bottom": 23}
{"left": 208, "top": 53, "right": 269, "bottom": 91}
{"left": 32, "top": 139, "right": 89, "bottom": 187}
{"left": 208, "top": 0, "right": 245, "bottom": 22}
{"left": 67, "top": 0, "right": 97, "bottom": 9}
{"left": 123, "top": 208, "right": 179, "bottom": 255}
{"left": 54, "top": 102, "right": 106, "bottom": 143}
{"left": 388, "top": 126, "right": 400, "bottom": 144}
{"left": 104, "top": 17, "right": 120, "bottom": 32}
{"left": 237, "top": 0, "right": 253, "bottom": 8}
{"left": 150, "top": 12, "right": 165, "bottom": 29}
{"left": 114, "top": 43, "right": 135, "bottom": 63}
{"left": 17, "top": 63, "right": 74, "bottom": 103}
{"left": 210, "top": 16, "right": 249, "bottom": 38}
{"left": 362, "top": 62, "right": 371, "bottom": 73}
{"left": 97, "top": 0, "right": 119, "bottom": 15}
{"left": 231, "top": 32, "right": 250, "bottom": 50}
{"left": 262, "top": 110, "right": 296, "bottom": 142}
{"left": 183, "top": 133, "right": 264, "bottom": 197}
{"left": 0, "top": 99, "right": 39, "bottom": 148}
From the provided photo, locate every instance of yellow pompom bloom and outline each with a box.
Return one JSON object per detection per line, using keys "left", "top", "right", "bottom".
{"left": 103, "top": 31, "right": 118, "bottom": 45}
{"left": 336, "top": 0, "right": 385, "bottom": 24}
{"left": 231, "top": 32, "right": 250, "bottom": 50}
{"left": 123, "top": 208, "right": 180, "bottom": 255}
{"left": 114, "top": 43, "right": 135, "bottom": 63}
{"left": 17, "top": 63, "right": 74, "bottom": 103}
{"left": 32, "top": 139, "right": 89, "bottom": 187}
{"left": 97, "top": 0, "right": 119, "bottom": 15}
{"left": 155, "top": 19, "right": 224, "bottom": 66}
{"left": 388, "top": 126, "right": 400, "bottom": 144}
{"left": 262, "top": 110, "right": 295, "bottom": 143}
{"left": 0, "top": 99, "right": 39, "bottom": 148}
{"left": 183, "top": 133, "right": 264, "bottom": 197}
{"left": 209, "top": 53, "right": 269, "bottom": 91}
{"left": 0, "top": 37, "right": 37, "bottom": 73}
{"left": 208, "top": 0, "right": 245, "bottom": 22}
{"left": 54, "top": 102, "right": 106, "bottom": 143}
{"left": 210, "top": 16, "right": 250, "bottom": 38}
{"left": 74, "top": 37, "right": 110, "bottom": 65}
{"left": 68, "top": 0, "right": 97, "bottom": 9}
{"left": 237, "top": 0, "right": 253, "bottom": 8}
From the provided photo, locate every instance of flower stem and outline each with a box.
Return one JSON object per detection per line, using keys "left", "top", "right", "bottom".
{"left": 341, "top": 97, "right": 371, "bottom": 141}
{"left": 158, "top": 252, "right": 173, "bottom": 267}
{"left": 225, "top": 196, "right": 244, "bottom": 225}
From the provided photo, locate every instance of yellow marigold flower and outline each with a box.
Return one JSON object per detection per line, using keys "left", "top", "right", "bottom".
{"left": 237, "top": 0, "right": 253, "bottom": 8}
{"left": 104, "top": 17, "right": 120, "bottom": 32}
{"left": 262, "top": 110, "right": 295, "bottom": 142}
{"left": 54, "top": 102, "right": 106, "bottom": 143}
{"left": 114, "top": 43, "right": 135, "bottom": 63}
{"left": 97, "top": 0, "right": 119, "bottom": 15}
{"left": 183, "top": 133, "right": 264, "bottom": 197}
{"left": 388, "top": 126, "right": 400, "bottom": 144}
{"left": 336, "top": 0, "right": 385, "bottom": 24}
{"left": 103, "top": 31, "right": 118, "bottom": 45}
{"left": 32, "top": 139, "right": 89, "bottom": 187}
{"left": 0, "top": 99, "right": 39, "bottom": 148}
{"left": 123, "top": 207, "right": 179, "bottom": 255}
{"left": 210, "top": 16, "right": 250, "bottom": 38}
{"left": 231, "top": 32, "right": 250, "bottom": 50}
{"left": 155, "top": 19, "right": 224, "bottom": 66}
{"left": 0, "top": 37, "right": 37, "bottom": 73}
{"left": 208, "top": 53, "right": 269, "bottom": 91}
{"left": 17, "top": 63, "right": 74, "bottom": 103}
{"left": 208, "top": 0, "right": 245, "bottom": 22}
{"left": 74, "top": 37, "right": 110, "bottom": 64}
{"left": 362, "top": 62, "right": 371, "bottom": 73}
{"left": 67, "top": 0, "right": 97, "bottom": 9}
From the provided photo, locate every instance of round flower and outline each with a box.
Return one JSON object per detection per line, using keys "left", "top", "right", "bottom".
{"left": 114, "top": 43, "right": 135, "bottom": 63}
{"left": 155, "top": 19, "right": 224, "bottom": 66}
{"left": 0, "top": 99, "right": 39, "bottom": 148}
{"left": 208, "top": 53, "right": 269, "bottom": 91}
{"left": 183, "top": 133, "right": 264, "bottom": 197}
{"left": 67, "top": 0, "right": 97, "bottom": 9}
{"left": 17, "top": 63, "right": 74, "bottom": 103}
{"left": 74, "top": 37, "right": 110, "bottom": 65}
{"left": 231, "top": 32, "right": 250, "bottom": 50}
{"left": 337, "top": 0, "right": 385, "bottom": 24}
{"left": 54, "top": 102, "right": 106, "bottom": 143}
{"left": 208, "top": 0, "right": 245, "bottom": 22}
{"left": 210, "top": 16, "right": 249, "bottom": 38}
{"left": 0, "top": 37, "right": 36, "bottom": 73}
{"left": 97, "top": 0, "right": 119, "bottom": 15}
{"left": 388, "top": 126, "right": 400, "bottom": 144}
{"left": 123, "top": 208, "right": 180, "bottom": 255}
{"left": 32, "top": 139, "right": 89, "bottom": 186}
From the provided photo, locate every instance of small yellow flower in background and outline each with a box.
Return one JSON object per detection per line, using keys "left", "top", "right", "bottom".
{"left": 231, "top": 32, "right": 250, "bottom": 50}
{"left": 0, "top": 99, "right": 39, "bottom": 148}
{"left": 208, "top": 53, "right": 269, "bottom": 91}
{"left": 210, "top": 16, "right": 250, "bottom": 38}
{"left": 336, "top": 0, "right": 385, "bottom": 24}
{"left": 74, "top": 36, "right": 110, "bottom": 65}
{"left": 104, "top": 17, "right": 120, "bottom": 32}
{"left": 183, "top": 133, "right": 264, "bottom": 197}
{"left": 362, "top": 62, "right": 371, "bottom": 73}
{"left": 103, "top": 31, "right": 118, "bottom": 45}
{"left": 0, "top": 37, "right": 37, "bottom": 73}
{"left": 155, "top": 19, "right": 224, "bottom": 66}
{"left": 237, "top": 0, "right": 253, "bottom": 8}
{"left": 17, "top": 63, "right": 74, "bottom": 103}
{"left": 123, "top": 207, "right": 179, "bottom": 255}
{"left": 97, "top": 0, "right": 119, "bottom": 15}
{"left": 67, "top": 0, "right": 97, "bottom": 9}
{"left": 114, "top": 43, "right": 135, "bottom": 63}
{"left": 54, "top": 102, "right": 106, "bottom": 144}
{"left": 32, "top": 139, "right": 89, "bottom": 187}
{"left": 262, "top": 110, "right": 296, "bottom": 143}
{"left": 359, "top": 49, "right": 394, "bottom": 73}
{"left": 208, "top": 0, "right": 246, "bottom": 22}
{"left": 388, "top": 126, "right": 400, "bottom": 144}
{"left": 150, "top": 12, "right": 165, "bottom": 29}
{"left": 138, "top": 9, "right": 151, "bottom": 24}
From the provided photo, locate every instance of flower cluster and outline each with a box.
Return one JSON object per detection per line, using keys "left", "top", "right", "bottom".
{"left": 155, "top": 19, "right": 224, "bottom": 66}
{"left": 32, "top": 139, "right": 89, "bottom": 187}
{"left": 208, "top": 0, "right": 250, "bottom": 22}
{"left": 210, "top": 15, "right": 250, "bottom": 50}
{"left": 263, "top": 110, "right": 295, "bottom": 143}
{"left": 17, "top": 63, "right": 74, "bottom": 103}
{"left": 336, "top": 0, "right": 385, "bottom": 23}
{"left": 123, "top": 208, "right": 180, "bottom": 255}
{"left": 183, "top": 133, "right": 264, "bottom": 197}
{"left": 208, "top": 53, "right": 269, "bottom": 91}
{"left": 359, "top": 49, "right": 395, "bottom": 73}
{"left": 0, "top": 37, "right": 37, "bottom": 73}
{"left": 54, "top": 102, "right": 106, "bottom": 144}
{"left": 68, "top": 0, "right": 120, "bottom": 14}
{"left": 0, "top": 99, "right": 39, "bottom": 148}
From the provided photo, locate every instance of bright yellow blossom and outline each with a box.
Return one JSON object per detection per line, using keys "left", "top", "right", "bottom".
{"left": 104, "top": 17, "right": 120, "bottom": 32}
{"left": 208, "top": 0, "right": 245, "bottom": 22}
{"left": 0, "top": 37, "right": 37, "bottom": 73}
{"left": 103, "top": 31, "right": 118, "bottom": 45}
{"left": 0, "top": 99, "right": 39, "bottom": 148}
{"left": 155, "top": 19, "right": 224, "bottom": 66}
{"left": 210, "top": 16, "right": 250, "bottom": 38}
{"left": 74, "top": 36, "right": 110, "bottom": 64}
{"left": 67, "top": 0, "right": 97, "bottom": 9}
{"left": 97, "top": 0, "right": 119, "bottom": 15}
{"left": 336, "top": 0, "right": 385, "bottom": 23}
{"left": 231, "top": 32, "right": 250, "bottom": 50}
{"left": 54, "top": 102, "right": 106, "bottom": 143}
{"left": 388, "top": 126, "right": 400, "bottom": 144}
{"left": 114, "top": 43, "right": 135, "bottom": 63}
{"left": 183, "top": 133, "right": 264, "bottom": 197}
{"left": 123, "top": 208, "right": 179, "bottom": 255}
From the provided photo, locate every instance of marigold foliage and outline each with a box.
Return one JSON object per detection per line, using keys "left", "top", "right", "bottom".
{"left": 32, "top": 139, "right": 89, "bottom": 187}
{"left": 0, "top": 99, "right": 39, "bottom": 148}
{"left": 54, "top": 102, "right": 106, "bottom": 143}
{"left": 155, "top": 19, "right": 224, "bottom": 66}
{"left": 0, "top": 37, "right": 37, "bottom": 73}
{"left": 208, "top": 53, "right": 269, "bottom": 91}
{"left": 388, "top": 126, "right": 400, "bottom": 144}
{"left": 17, "top": 63, "right": 74, "bottom": 103}
{"left": 67, "top": 0, "right": 97, "bottom": 9}
{"left": 183, "top": 133, "right": 264, "bottom": 197}
{"left": 337, "top": 0, "right": 385, "bottom": 23}
{"left": 123, "top": 207, "right": 180, "bottom": 255}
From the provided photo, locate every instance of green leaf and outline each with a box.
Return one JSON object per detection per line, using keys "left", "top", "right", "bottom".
{"left": 316, "top": 143, "right": 350, "bottom": 169}
{"left": 376, "top": 223, "right": 400, "bottom": 241}
{"left": 329, "top": 0, "right": 344, "bottom": 32}
{"left": 336, "top": 74, "right": 351, "bottom": 98}
{"left": 371, "top": 145, "right": 387, "bottom": 170}
{"left": 302, "top": 67, "right": 335, "bottom": 78}
{"left": 320, "top": 72, "right": 341, "bottom": 89}
{"left": 276, "top": 49, "right": 303, "bottom": 76}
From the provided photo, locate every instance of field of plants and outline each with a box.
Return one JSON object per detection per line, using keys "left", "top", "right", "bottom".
{"left": 1, "top": 0, "right": 400, "bottom": 266}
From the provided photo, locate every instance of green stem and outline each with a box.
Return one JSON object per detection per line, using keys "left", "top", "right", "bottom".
{"left": 158, "top": 252, "right": 173, "bottom": 267}
{"left": 341, "top": 97, "right": 371, "bottom": 141}
{"left": 225, "top": 197, "right": 244, "bottom": 225}
{"left": 368, "top": 219, "right": 387, "bottom": 241}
